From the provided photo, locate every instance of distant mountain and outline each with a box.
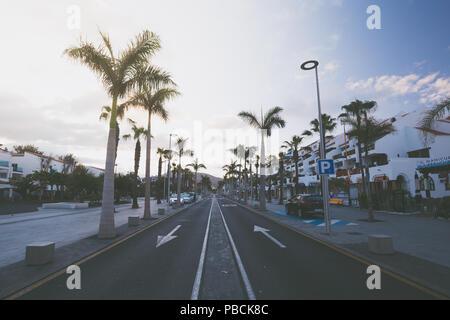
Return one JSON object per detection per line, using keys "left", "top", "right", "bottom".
{"left": 159, "top": 172, "right": 222, "bottom": 188}
{"left": 195, "top": 173, "right": 222, "bottom": 188}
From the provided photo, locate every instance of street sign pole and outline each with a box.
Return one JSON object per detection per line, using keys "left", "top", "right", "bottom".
{"left": 314, "top": 67, "right": 331, "bottom": 234}
{"left": 301, "top": 60, "right": 331, "bottom": 234}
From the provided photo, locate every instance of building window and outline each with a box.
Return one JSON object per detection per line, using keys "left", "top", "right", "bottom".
{"left": 420, "top": 176, "right": 435, "bottom": 191}
{"left": 408, "top": 148, "right": 430, "bottom": 158}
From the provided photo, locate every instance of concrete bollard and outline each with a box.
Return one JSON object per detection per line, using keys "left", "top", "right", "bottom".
{"left": 158, "top": 208, "right": 165, "bottom": 215}
{"left": 128, "top": 216, "right": 140, "bottom": 227}
{"left": 368, "top": 235, "right": 395, "bottom": 255}
{"left": 26, "top": 242, "right": 55, "bottom": 266}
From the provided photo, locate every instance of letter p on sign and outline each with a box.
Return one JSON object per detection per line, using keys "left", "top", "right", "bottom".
{"left": 318, "top": 160, "right": 335, "bottom": 175}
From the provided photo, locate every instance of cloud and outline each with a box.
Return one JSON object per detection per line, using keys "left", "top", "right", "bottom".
{"left": 413, "top": 60, "right": 427, "bottom": 68}
{"left": 346, "top": 72, "right": 450, "bottom": 104}
{"left": 321, "top": 60, "right": 340, "bottom": 75}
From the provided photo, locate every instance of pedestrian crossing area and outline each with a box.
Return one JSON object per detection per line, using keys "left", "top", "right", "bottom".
{"left": 273, "top": 211, "right": 358, "bottom": 227}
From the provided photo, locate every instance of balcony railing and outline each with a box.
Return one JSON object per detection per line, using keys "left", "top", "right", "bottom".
{"left": 14, "top": 167, "right": 23, "bottom": 173}
{"left": 0, "top": 160, "right": 9, "bottom": 167}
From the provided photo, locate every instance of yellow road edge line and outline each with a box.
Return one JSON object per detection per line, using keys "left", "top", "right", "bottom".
{"left": 4, "top": 200, "right": 206, "bottom": 300}
{"left": 229, "top": 199, "right": 448, "bottom": 300}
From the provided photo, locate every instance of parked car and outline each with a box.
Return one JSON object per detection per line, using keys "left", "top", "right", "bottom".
{"left": 182, "top": 193, "right": 194, "bottom": 204}
{"left": 286, "top": 194, "right": 324, "bottom": 218}
{"left": 169, "top": 194, "right": 183, "bottom": 206}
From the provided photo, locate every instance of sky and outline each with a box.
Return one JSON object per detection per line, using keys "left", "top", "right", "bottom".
{"left": 0, "top": 0, "right": 449, "bottom": 177}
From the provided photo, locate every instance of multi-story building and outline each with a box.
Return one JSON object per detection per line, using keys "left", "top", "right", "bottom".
{"left": 0, "top": 150, "right": 104, "bottom": 198}
{"left": 281, "top": 108, "right": 450, "bottom": 201}
{"left": 0, "top": 148, "right": 15, "bottom": 198}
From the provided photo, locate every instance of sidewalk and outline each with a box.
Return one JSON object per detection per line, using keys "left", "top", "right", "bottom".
{"left": 0, "top": 199, "right": 173, "bottom": 268}
{"left": 244, "top": 199, "right": 450, "bottom": 297}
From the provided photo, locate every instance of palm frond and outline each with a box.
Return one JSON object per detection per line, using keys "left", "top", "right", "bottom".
{"left": 98, "top": 30, "right": 115, "bottom": 62}
{"left": 263, "top": 106, "right": 284, "bottom": 126}
{"left": 420, "top": 97, "right": 450, "bottom": 131}
{"left": 64, "top": 42, "right": 115, "bottom": 92}
{"left": 117, "top": 30, "right": 161, "bottom": 95}
{"left": 238, "top": 111, "right": 261, "bottom": 129}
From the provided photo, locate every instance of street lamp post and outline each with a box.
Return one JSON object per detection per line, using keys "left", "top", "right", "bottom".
{"left": 301, "top": 60, "right": 331, "bottom": 234}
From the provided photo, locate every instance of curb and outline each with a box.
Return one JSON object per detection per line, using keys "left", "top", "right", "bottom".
{"left": 229, "top": 199, "right": 449, "bottom": 300}
{"left": 3, "top": 199, "right": 206, "bottom": 300}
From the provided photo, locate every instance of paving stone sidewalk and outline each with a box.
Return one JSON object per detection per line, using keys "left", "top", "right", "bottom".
{"left": 0, "top": 199, "right": 173, "bottom": 268}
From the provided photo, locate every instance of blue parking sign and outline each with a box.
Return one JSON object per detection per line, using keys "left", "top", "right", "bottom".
{"left": 318, "top": 160, "right": 335, "bottom": 175}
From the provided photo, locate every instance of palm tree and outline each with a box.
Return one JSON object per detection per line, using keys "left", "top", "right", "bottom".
{"left": 223, "top": 161, "right": 239, "bottom": 197}
{"left": 122, "top": 119, "right": 148, "bottom": 209}
{"left": 278, "top": 152, "right": 285, "bottom": 205}
{"left": 123, "top": 76, "right": 179, "bottom": 219}
{"left": 238, "top": 107, "right": 286, "bottom": 210}
{"left": 156, "top": 148, "right": 169, "bottom": 204}
{"left": 65, "top": 30, "right": 162, "bottom": 238}
{"left": 347, "top": 116, "right": 395, "bottom": 221}
{"left": 282, "top": 135, "right": 304, "bottom": 195}
{"left": 99, "top": 105, "right": 126, "bottom": 161}
{"left": 419, "top": 97, "right": 450, "bottom": 144}
{"left": 58, "top": 154, "right": 77, "bottom": 200}
{"left": 200, "top": 175, "right": 212, "bottom": 194}
{"left": 171, "top": 162, "right": 177, "bottom": 194}
{"left": 59, "top": 154, "right": 77, "bottom": 174}
{"left": 187, "top": 159, "right": 207, "bottom": 201}
{"left": 230, "top": 145, "right": 246, "bottom": 200}
{"left": 302, "top": 114, "right": 337, "bottom": 157}
{"left": 244, "top": 146, "right": 257, "bottom": 202}
{"left": 266, "top": 155, "right": 278, "bottom": 203}
{"left": 174, "top": 137, "right": 194, "bottom": 205}
{"left": 339, "top": 99, "right": 377, "bottom": 220}
{"left": 254, "top": 154, "right": 260, "bottom": 200}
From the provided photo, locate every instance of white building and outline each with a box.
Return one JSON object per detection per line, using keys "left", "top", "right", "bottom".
{"left": 282, "top": 108, "right": 450, "bottom": 200}
{"left": 0, "top": 149, "right": 105, "bottom": 198}
{"left": 0, "top": 148, "right": 15, "bottom": 197}
{"left": 83, "top": 165, "right": 105, "bottom": 177}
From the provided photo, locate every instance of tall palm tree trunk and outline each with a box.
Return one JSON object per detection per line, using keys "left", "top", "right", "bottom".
{"left": 172, "top": 167, "right": 176, "bottom": 193}
{"left": 255, "top": 167, "right": 259, "bottom": 201}
{"left": 279, "top": 164, "right": 284, "bottom": 205}
{"left": 177, "top": 163, "right": 182, "bottom": 205}
{"left": 357, "top": 141, "right": 368, "bottom": 207}
{"left": 364, "top": 147, "right": 374, "bottom": 220}
{"left": 144, "top": 112, "right": 152, "bottom": 220}
{"left": 244, "top": 171, "right": 248, "bottom": 203}
{"left": 294, "top": 152, "right": 299, "bottom": 195}
{"left": 157, "top": 156, "right": 163, "bottom": 204}
{"left": 194, "top": 171, "right": 198, "bottom": 201}
{"left": 259, "top": 133, "right": 266, "bottom": 210}
{"left": 132, "top": 139, "right": 140, "bottom": 209}
{"left": 267, "top": 175, "right": 272, "bottom": 203}
{"left": 99, "top": 100, "right": 118, "bottom": 238}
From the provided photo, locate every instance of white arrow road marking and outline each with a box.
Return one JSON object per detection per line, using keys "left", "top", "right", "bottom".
{"left": 254, "top": 225, "right": 287, "bottom": 248}
{"left": 156, "top": 225, "right": 181, "bottom": 248}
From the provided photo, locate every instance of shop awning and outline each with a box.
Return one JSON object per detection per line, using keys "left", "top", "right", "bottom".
{"left": 417, "top": 156, "right": 450, "bottom": 174}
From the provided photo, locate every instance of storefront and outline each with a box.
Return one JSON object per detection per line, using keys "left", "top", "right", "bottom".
{"left": 416, "top": 156, "right": 450, "bottom": 199}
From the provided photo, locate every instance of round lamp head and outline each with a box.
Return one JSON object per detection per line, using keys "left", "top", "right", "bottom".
{"left": 301, "top": 60, "right": 319, "bottom": 70}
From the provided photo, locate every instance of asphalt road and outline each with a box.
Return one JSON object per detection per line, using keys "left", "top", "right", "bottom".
{"left": 19, "top": 199, "right": 212, "bottom": 300}
{"left": 17, "top": 196, "right": 437, "bottom": 300}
